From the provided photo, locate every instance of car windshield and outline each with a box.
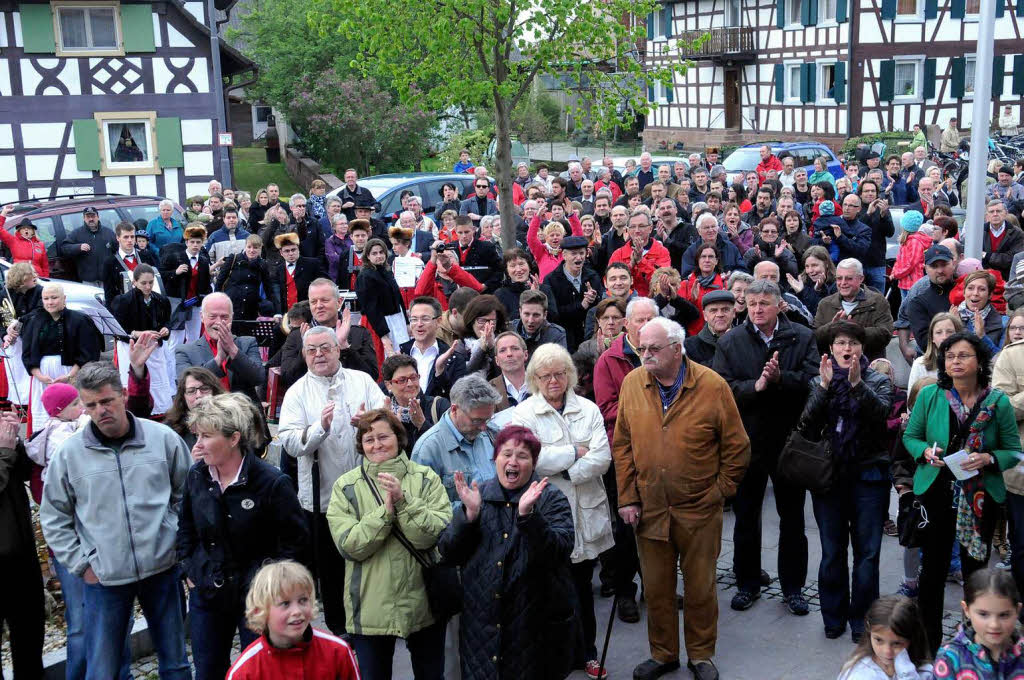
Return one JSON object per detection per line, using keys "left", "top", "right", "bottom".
{"left": 722, "top": 149, "right": 762, "bottom": 172}
{"left": 356, "top": 178, "right": 412, "bottom": 197}
{"left": 123, "top": 204, "right": 185, "bottom": 225}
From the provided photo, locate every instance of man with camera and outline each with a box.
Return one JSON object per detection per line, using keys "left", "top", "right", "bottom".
{"left": 856, "top": 179, "right": 895, "bottom": 293}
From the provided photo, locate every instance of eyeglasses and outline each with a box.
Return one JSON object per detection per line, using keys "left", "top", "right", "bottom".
{"left": 832, "top": 339, "right": 862, "bottom": 348}
{"left": 409, "top": 316, "right": 439, "bottom": 324}
{"left": 536, "top": 370, "right": 568, "bottom": 383}
{"left": 388, "top": 375, "right": 419, "bottom": 385}
{"left": 945, "top": 353, "right": 977, "bottom": 362}
{"left": 476, "top": 184, "right": 489, "bottom": 189}
{"left": 637, "top": 341, "right": 678, "bottom": 355}
{"left": 184, "top": 385, "right": 214, "bottom": 397}
{"left": 304, "top": 344, "right": 338, "bottom": 356}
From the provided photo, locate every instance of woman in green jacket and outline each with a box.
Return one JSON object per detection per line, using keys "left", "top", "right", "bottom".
{"left": 808, "top": 155, "right": 838, "bottom": 192}
{"left": 903, "top": 331, "right": 1023, "bottom": 654}
{"left": 326, "top": 408, "right": 453, "bottom": 680}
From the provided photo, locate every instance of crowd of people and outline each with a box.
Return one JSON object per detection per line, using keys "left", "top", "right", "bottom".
{"left": 4, "top": 143, "right": 1024, "bottom": 680}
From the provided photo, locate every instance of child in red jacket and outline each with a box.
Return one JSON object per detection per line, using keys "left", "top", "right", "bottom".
{"left": 226, "top": 561, "right": 361, "bottom": 680}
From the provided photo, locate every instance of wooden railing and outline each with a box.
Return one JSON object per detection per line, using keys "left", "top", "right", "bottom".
{"left": 675, "top": 27, "right": 755, "bottom": 57}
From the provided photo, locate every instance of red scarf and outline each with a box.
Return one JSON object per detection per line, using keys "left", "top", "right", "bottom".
{"left": 204, "top": 333, "right": 231, "bottom": 389}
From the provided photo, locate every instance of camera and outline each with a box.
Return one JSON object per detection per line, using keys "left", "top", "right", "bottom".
{"left": 432, "top": 242, "right": 449, "bottom": 253}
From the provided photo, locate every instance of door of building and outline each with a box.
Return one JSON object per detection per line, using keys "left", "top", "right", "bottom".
{"left": 724, "top": 69, "right": 740, "bottom": 129}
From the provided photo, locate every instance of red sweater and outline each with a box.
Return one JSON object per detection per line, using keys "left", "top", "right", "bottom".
{"left": 413, "top": 259, "right": 484, "bottom": 310}
{"left": 226, "top": 628, "right": 360, "bottom": 680}
{"left": 608, "top": 239, "right": 671, "bottom": 297}
{"left": 0, "top": 216, "right": 49, "bottom": 276}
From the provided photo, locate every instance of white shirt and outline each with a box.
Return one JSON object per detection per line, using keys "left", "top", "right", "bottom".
{"left": 841, "top": 299, "right": 858, "bottom": 315}
{"left": 755, "top": 318, "right": 780, "bottom": 345}
{"left": 410, "top": 341, "right": 439, "bottom": 392}
{"left": 991, "top": 221, "right": 1008, "bottom": 239}
{"left": 503, "top": 374, "right": 530, "bottom": 405}
{"left": 278, "top": 367, "right": 386, "bottom": 512}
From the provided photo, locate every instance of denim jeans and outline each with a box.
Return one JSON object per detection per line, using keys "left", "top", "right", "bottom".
{"left": 53, "top": 558, "right": 132, "bottom": 680}
{"left": 348, "top": 620, "right": 446, "bottom": 680}
{"left": 864, "top": 266, "right": 887, "bottom": 293}
{"left": 1005, "top": 491, "right": 1024, "bottom": 618}
{"left": 83, "top": 567, "right": 191, "bottom": 680}
{"left": 811, "top": 478, "right": 889, "bottom": 633}
{"left": 188, "top": 589, "right": 258, "bottom": 680}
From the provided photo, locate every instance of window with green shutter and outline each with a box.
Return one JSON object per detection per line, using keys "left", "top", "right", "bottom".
{"left": 1014, "top": 55, "right": 1024, "bottom": 95}
{"left": 776, "top": 0, "right": 786, "bottom": 27}
{"left": 993, "top": 55, "right": 1005, "bottom": 96}
{"left": 72, "top": 118, "right": 101, "bottom": 172}
{"left": 120, "top": 4, "right": 155, "bottom": 53}
{"left": 647, "top": 12, "right": 654, "bottom": 39}
{"left": 923, "top": 58, "right": 937, "bottom": 99}
{"left": 19, "top": 3, "right": 55, "bottom": 54}
{"left": 836, "top": 0, "right": 848, "bottom": 22}
{"left": 801, "top": 0, "right": 818, "bottom": 25}
{"left": 834, "top": 61, "right": 847, "bottom": 103}
{"left": 925, "top": 0, "right": 938, "bottom": 17}
{"left": 881, "top": 0, "right": 897, "bottom": 18}
{"left": 951, "top": 0, "right": 966, "bottom": 18}
{"left": 663, "top": 4, "right": 672, "bottom": 38}
{"left": 53, "top": 2, "right": 125, "bottom": 56}
{"left": 774, "top": 64, "right": 785, "bottom": 101}
{"left": 878, "top": 60, "right": 895, "bottom": 101}
{"left": 800, "top": 63, "right": 816, "bottom": 103}
{"left": 951, "top": 57, "right": 965, "bottom": 98}
{"left": 155, "top": 117, "right": 184, "bottom": 169}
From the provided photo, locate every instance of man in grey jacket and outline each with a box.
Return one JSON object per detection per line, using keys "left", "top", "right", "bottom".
{"left": 40, "top": 361, "right": 191, "bottom": 680}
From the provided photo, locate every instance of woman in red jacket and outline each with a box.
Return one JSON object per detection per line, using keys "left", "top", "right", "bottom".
{"left": 0, "top": 205, "right": 49, "bottom": 277}
{"left": 678, "top": 243, "right": 725, "bottom": 337}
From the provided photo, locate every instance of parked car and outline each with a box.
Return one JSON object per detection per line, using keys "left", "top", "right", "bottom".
{"left": 609, "top": 154, "right": 690, "bottom": 178}
{"left": 1, "top": 194, "right": 186, "bottom": 280}
{"left": 327, "top": 173, "right": 480, "bottom": 225}
{"left": 723, "top": 142, "right": 843, "bottom": 185}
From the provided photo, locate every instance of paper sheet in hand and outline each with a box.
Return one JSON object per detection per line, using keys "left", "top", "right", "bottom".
{"left": 943, "top": 449, "right": 979, "bottom": 481}
{"left": 384, "top": 312, "right": 410, "bottom": 345}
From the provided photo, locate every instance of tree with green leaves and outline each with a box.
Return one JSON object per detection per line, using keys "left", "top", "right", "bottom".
{"left": 313, "top": 0, "right": 690, "bottom": 247}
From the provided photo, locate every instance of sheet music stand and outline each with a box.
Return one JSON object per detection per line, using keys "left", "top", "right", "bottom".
{"left": 231, "top": 319, "right": 278, "bottom": 347}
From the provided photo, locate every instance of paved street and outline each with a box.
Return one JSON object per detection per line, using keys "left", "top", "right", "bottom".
{"left": 124, "top": 483, "right": 966, "bottom": 680}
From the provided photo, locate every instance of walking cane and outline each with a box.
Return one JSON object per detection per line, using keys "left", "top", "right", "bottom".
{"left": 597, "top": 580, "right": 618, "bottom": 677}
{"left": 311, "top": 450, "right": 322, "bottom": 596}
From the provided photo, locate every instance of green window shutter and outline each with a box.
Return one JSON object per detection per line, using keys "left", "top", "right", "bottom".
{"left": 648, "top": 83, "right": 655, "bottom": 101}
{"left": 665, "top": 79, "right": 673, "bottom": 103}
{"left": 993, "top": 55, "right": 1006, "bottom": 96}
{"left": 20, "top": 4, "right": 55, "bottom": 54}
{"left": 1013, "top": 54, "right": 1024, "bottom": 95}
{"left": 1017, "top": 0, "right": 1024, "bottom": 17}
{"left": 801, "top": 63, "right": 816, "bottom": 103}
{"left": 951, "top": 0, "right": 965, "bottom": 18}
{"left": 776, "top": 0, "right": 786, "bottom": 26}
{"left": 663, "top": 4, "right": 672, "bottom": 38}
{"left": 155, "top": 117, "right": 183, "bottom": 169}
{"left": 925, "top": 0, "right": 938, "bottom": 18}
{"left": 881, "top": 0, "right": 897, "bottom": 18}
{"left": 774, "top": 64, "right": 785, "bottom": 102}
{"left": 951, "top": 57, "right": 965, "bottom": 98}
{"left": 801, "top": 0, "right": 817, "bottom": 25}
{"left": 834, "top": 61, "right": 847, "bottom": 103}
{"left": 878, "top": 60, "right": 895, "bottom": 101}
{"left": 647, "top": 12, "right": 654, "bottom": 39}
{"left": 836, "top": 0, "right": 848, "bottom": 22}
{"left": 72, "top": 119, "right": 101, "bottom": 172}
{"left": 120, "top": 4, "right": 155, "bottom": 53}
{"left": 996, "top": 0, "right": 1005, "bottom": 16}
{"left": 923, "top": 58, "right": 937, "bottom": 99}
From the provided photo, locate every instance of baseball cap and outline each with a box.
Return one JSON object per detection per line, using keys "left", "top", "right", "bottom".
{"left": 924, "top": 244, "right": 953, "bottom": 265}
{"left": 83, "top": 206, "right": 98, "bottom": 215}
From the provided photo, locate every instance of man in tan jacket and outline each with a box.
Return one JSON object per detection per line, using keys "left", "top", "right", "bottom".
{"left": 612, "top": 317, "right": 750, "bottom": 680}
{"left": 992, "top": 340, "right": 1024, "bottom": 589}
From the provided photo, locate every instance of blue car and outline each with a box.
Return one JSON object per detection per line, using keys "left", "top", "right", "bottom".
{"left": 722, "top": 142, "right": 844, "bottom": 185}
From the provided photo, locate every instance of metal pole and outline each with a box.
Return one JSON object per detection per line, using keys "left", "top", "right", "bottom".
{"left": 963, "top": 0, "right": 996, "bottom": 261}
{"left": 207, "top": 0, "right": 233, "bottom": 188}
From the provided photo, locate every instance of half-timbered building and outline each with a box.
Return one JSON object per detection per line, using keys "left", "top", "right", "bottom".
{"left": 642, "top": 0, "right": 1024, "bottom": 148}
{"left": 0, "top": 0, "right": 254, "bottom": 204}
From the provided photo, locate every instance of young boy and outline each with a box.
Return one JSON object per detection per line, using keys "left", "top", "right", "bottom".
{"left": 226, "top": 560, "right": 360, "bottom": 679}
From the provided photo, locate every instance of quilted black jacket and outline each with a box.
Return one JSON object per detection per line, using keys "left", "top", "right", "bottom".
{"left": 438, "top": 475, "right": 582, "bottom": 680}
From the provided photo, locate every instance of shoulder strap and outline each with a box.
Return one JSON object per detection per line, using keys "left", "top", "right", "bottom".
{"left": 430, "top": 397, "right": 441, "bottom": 424}
{"left": 359, "top": 464, "right": 431, "bottom": 568}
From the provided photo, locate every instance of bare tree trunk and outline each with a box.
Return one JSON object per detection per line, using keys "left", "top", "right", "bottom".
{"left": 494, "top": 98, "right": 517, "bottom": 250}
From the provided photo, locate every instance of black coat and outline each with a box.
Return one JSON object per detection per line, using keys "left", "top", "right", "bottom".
{"left": 110, "top": 288, "right": 172, "bottom": 339}
{"left": 335, "top": 247, "right": 365, "bottom": 291}
{"left": 21, "top": 308, "right": 102, "bottom": 371}
{"left": 859, "top": 207, "right": 896, "bottom": 268}
{"left": 160, "top": 246, "right": 212, "bottom": 302}
{"left": 176, "top": 453, "right": 308, "bottom": 606}
{"left": 399, "top": 338, "right": 467, "bottom": 400}
{"left": 712, "top": 316, "right": 819, "bottom": 459}
{"left": 455, "top": 239, "right": 504, "bottom": 292}
{"left": 660, "top": 221, "right": 697, "bottom": 271}
{"left": 983, "top": 223, "right": 1024, "bottom": 280}
{"left": 101, "top": 252, "right": 144, "bottom": 305}
{"left": 273, "top": 257, "right": 323, "bottom": 314}
{"left": 906, "top": 279, "right": 954, "bottom": 350}
{"left": 683, "top": 323, "right": 720, "bottom": 367}
{"left": 215, "top": 254, "right": 277, "bottom": 320}
{"left": 278, "top": 321, "right": 378, "bottom": 390}
{"left": 438, "top": 476, "right": 582, "bottom": 680}
{"left": 494, "top": 280, "right": 558, "bottom": 322}
{"left": 9, "top": 284, "right": 42, "bottom": 320}
{"left": 0, "top": 441, "right": 34, "bottom": 556}
{"left": 338, "top": 184, "right": 377, "bottom": 220}
{"left": 355, "top": 265, "right": 405, "bottom": 340}
{"left": 60, "top": 225, "right": 117, "bottom": 282}
{"left": 542, "top": 265, "right": 604, "bottom": 353}
{"left": 796, "top": 368, "right": 894, "bottom": 475}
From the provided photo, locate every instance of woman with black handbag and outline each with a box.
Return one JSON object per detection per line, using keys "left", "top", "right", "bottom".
{"left": 326, "top": 408, "right": 453, "bottom": 680}
{"left": 795, "top": 321, "right": 893, "bottom": 642}
{"left": 903, "top": 331, "right": 1022, "bottom": 654}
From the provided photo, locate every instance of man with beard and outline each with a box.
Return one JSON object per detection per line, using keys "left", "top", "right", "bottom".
{"left": 656, "top": 198, "right": 696, "bottom": 271}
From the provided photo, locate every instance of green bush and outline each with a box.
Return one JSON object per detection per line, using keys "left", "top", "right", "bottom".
{"left": 840, "top": 132, "right": 914, "bottom": 155}
{"left": 438, "top": 128, "right": 493, "bottom": 170}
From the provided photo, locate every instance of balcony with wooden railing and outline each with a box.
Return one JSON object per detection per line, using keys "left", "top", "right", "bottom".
{"left": 675, "top": 26, "right": 756, "bottom": 62}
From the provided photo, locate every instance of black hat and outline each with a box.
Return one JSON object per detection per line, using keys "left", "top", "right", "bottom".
{"left": 561, "top": 235, "right": 588, "bottom": 250}
{"left": 1000, "top": 164, "right": 1014, "bottom": 175}
{"left": 924, "top": 244, "right": 953, "bottom": 265}
{"left": 701, "top": 290, "right": 735, "bottom": 307}
{"left": 83, "top": 206, "right": 98, "bottom": 215}
{"left": 17, "top": 220, "right": 37, "bottom": 231}
{"left": 866, "top": 151, "right": 881, "bottom": 160}
{"left": 134, "top": 229, "right": 149, "bottom": 240}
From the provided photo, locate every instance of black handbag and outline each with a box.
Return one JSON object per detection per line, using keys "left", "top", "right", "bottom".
{"left": 361, "top": 466, "right": 463, "bottom": 622}
{"left": 776, "top": 428, "right": 834, "bottom": 494}
{"left": 896, "top": 491, "right": 930, "bottom": 548}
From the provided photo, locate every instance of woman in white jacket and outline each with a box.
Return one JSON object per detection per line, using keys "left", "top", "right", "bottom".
{"left": 511, "top": 342, "right": 614, "bottom": 680}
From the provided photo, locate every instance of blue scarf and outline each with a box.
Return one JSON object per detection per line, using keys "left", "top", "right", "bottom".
{"left": 827, "top": 354, "right": 869, "bottom": 463}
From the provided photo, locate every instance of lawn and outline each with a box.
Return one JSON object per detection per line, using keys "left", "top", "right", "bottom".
{"left": 231, "top": 146, "right": 302, "bottom": 196}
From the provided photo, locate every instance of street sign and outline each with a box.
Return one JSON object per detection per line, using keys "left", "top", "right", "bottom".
{"left": 218, "top": 132, "right": 234, "bottom": 146}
